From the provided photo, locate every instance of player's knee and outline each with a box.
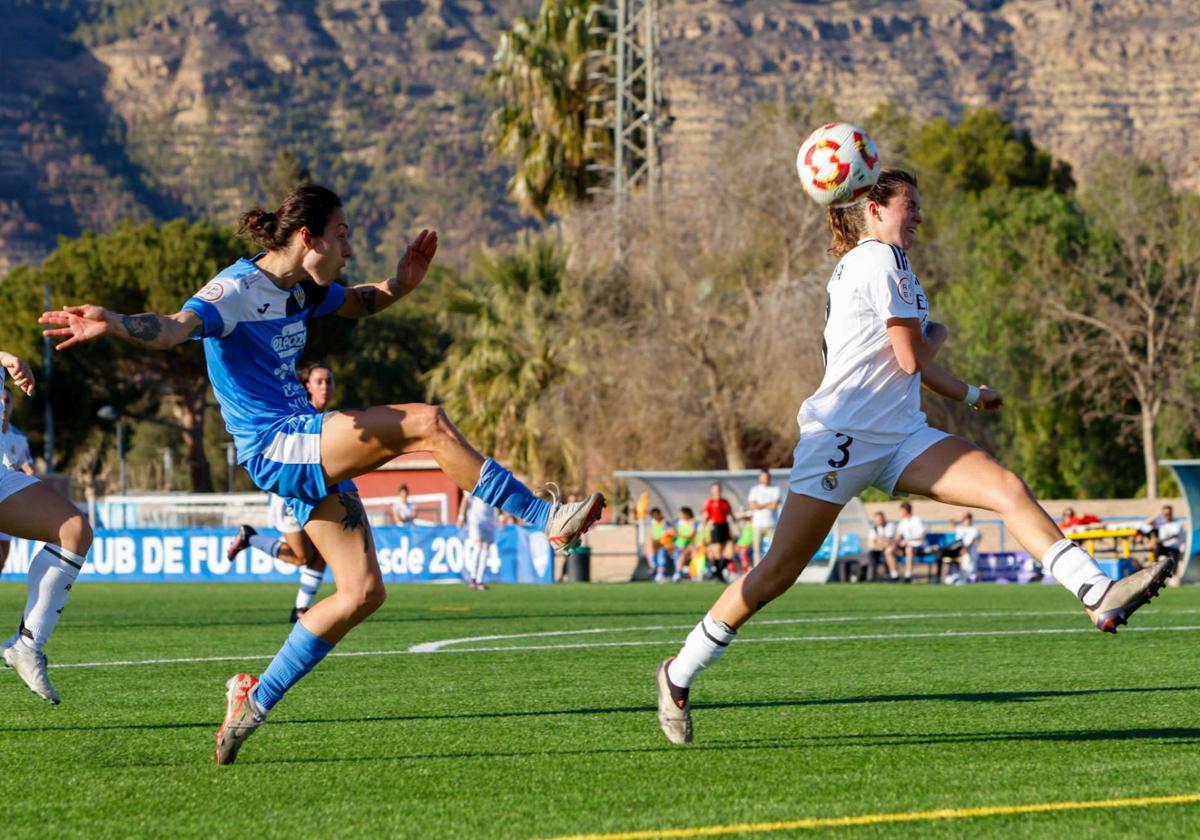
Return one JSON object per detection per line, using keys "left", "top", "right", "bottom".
{"left": 413, "top": 404, "right": 458, "bottom": 448}
{"left": 993, "top": 469, "right": 1034, "bottom": 515}
{"left": 58, "top": 512, "right": 92, "bottom": 555}
{"left": 349, "top": 576, "right": 387, "bottom": 618}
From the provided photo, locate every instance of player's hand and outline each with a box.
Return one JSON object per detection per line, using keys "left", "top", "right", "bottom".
{"left": 39, "top": 304, "right": 114, "bottom": 350}
{"left": 391, "top": 229, "right": 438, "bottom": 298}
{"left": 977, "top": 385, "right": 1003, "bottom": 411}
{"left": 0, "top": 352, "right": 35, "bottom": 395}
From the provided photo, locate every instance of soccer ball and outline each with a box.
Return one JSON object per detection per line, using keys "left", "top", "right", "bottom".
{"left": 796, "top": 123, "right": 882, "bottom": 207}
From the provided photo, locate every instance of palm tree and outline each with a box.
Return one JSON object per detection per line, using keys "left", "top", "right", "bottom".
{"left": 487, "top": 0, "right": 612, "bottom": 219}
{"left": 427, "top": 232, "right": 579, "bottom": 483}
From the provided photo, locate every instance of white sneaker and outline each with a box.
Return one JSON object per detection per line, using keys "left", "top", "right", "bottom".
{"left": 544, "top": 491, "right": 605, "bottom": 550}
{"left": 4, "top": 640, "right": 61, "bottom": 705}
{"left": 214, "top": 674, "right": 267, "bottom": 765}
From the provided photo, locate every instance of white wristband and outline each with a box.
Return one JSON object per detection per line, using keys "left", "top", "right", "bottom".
{"left": 964, "top": 384, "right": 981, "bottom": 407}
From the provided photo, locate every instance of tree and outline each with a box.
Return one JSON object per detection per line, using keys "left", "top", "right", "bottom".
{"left": 1043, "top": 159, "right": 1200, "bottom": 498}
{"left": 486, "top": 0, "right": 612, "bottom": 219}
{"left": 259, "top": 150, "right": 312, "bottom": 207}
{"left": 426, "top": 232, "right": 580, "bottom": 484}
{"left": 0, "top": 221, "right": 248, "bottom": 491}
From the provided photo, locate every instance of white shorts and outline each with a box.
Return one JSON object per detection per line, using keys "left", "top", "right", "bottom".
{"left": 467, "top": 520, "right": 497, "bottom": 544}
{"left": 267, "top": 492, "right": 303, "bottom": 534}
{"left": 0, "top": 469, "right": 38, "bottom": 507}
{"left": 789, "top": 422, "right": 950, "bottom": 505}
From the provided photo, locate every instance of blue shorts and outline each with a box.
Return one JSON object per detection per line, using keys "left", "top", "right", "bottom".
{"left": 242, "top": 413, "right": 357, "bottom": 528}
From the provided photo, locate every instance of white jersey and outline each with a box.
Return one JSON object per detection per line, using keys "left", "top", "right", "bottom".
{"left": 798, "top": 239, "right": 929, "bottom": 444}
{"left": 747, "top": 483, "right": 781, "bottom": 528}
{"left": 0, "top": 425, "right": 32, "bottom": 471}
{"left": 896, "top": 514, "right": 926, "bottom": 545}
{"left": 955, "top": 523, "right": 982, "bottom": 562}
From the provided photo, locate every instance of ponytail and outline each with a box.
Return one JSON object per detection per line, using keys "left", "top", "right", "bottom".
{"left": 237, "top": 184, "right": 343, "bottom": 251}
{"left": 825, "top": 167, "right": 918, "bottom": 258}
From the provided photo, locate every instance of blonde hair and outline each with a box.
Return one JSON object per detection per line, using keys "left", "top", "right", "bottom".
{"left": 826, "top": 168, "right": 919, "bottom": 257}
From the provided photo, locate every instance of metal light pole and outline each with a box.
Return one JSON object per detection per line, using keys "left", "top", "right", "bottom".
{"left": 97, "top": 405, "right": 126, "bottom": 495}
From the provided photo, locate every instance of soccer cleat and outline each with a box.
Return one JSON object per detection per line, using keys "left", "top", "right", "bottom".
{"left": 655, "top": 657, "right": 692, "bottom": 745}
{"left": 1087, "top": 557, "right": 1174, "bottom": 633}
{"left": 544, "top": 492, "right": 606, "bottom": 551}
{"left": 227, "top": 525, "right": 256, "bottom": 561}
{"left": 289, "top": 607, "right": 308, "bottom": 624}
{"left": 4, "top": 641, "right": 61, "bottom": 705}
{"left": 214, "top": 673, "right": 267, "bottom": 765}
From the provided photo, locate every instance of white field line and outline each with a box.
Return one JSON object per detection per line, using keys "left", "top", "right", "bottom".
{"left": 46, "top": 609, "right": 1200, "bottom": 670}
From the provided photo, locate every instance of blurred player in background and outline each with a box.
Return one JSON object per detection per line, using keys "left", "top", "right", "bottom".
{"left": 41, "top": 184, "right": 604, "bottom": 764}
{"left": 227, "top": 362, "right": 336, "bottom": 622}
{"left": 0, "top": 351, "right": 93, "bottom": 705}
{"left": 457, "top": 492, "right": 497, "bottom": 590}
{"left": 0, "top": 385, "right": 36, "bottom": 573}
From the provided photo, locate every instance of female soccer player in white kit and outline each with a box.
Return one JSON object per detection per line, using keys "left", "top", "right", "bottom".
{"left": 0, "top": 352, "right": 93, "bottom": 704}
{"left": 654, "top": 168, "right": 1174, "bottom": 745}
{"left": 40, "top": 184, "right": 605, "bottom": 763}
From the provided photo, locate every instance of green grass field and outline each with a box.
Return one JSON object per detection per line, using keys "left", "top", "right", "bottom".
{"left": 2, "top": 580, "right": 1199, "bottom": 838}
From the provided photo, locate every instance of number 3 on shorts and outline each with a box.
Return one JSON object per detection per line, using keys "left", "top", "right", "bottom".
{"left": 827, "top": 433, "right": 854, "bottom": 469}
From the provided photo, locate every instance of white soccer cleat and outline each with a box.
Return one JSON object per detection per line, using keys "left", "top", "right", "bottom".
{"left": 656, "top": 657, "right": 693, "bottom": 745}
{"left": 4, "top": 641, "right": 61, "bottom": 705}
{"left": 544, "top": 491, "right": 606, "bottom": 551}
{"left": 214, "top": 673, "right": 267, "bottom": 765}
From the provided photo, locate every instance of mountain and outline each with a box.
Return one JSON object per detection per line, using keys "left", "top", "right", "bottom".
{"left": 3, "top": 0, "right": 1198, "bottom": 274}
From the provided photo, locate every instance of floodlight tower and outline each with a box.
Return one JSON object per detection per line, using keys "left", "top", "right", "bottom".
{"left": 586, "top": 0, "right": 664, "bottom": 262}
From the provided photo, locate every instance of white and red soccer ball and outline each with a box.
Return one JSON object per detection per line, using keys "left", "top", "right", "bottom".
{"left": 796, "top": 123, "right": 882, "bottom": 207}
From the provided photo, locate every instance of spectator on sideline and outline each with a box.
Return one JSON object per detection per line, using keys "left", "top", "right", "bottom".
{"left": 1142, "top": 505, "right": 1184, "bottom": 567}
{"left": 702, "top": 483, "right": 735, "bottom": 581}
{"left": 392, "top": 483, "right": 416, "bottom": 525}
{"left": 867, "top": 510, "right": 899, "bottom": 581}
{"left": 671, "top": 507, "right": 699, "bottom": 582}
{"left": 895, "top": 501, "right": 926, "bottom": 583}
{"left": 648, "top": 507, "right": 675, "bottom": 583}
{"left": 1059, "top": 507, "right": 1100, "bottom": 534}
{"left": 944, "top": 512, "right": 981, "bottom": 583}
{"left": 0, "top": 386, "right": 35, "bottom": 573}
{"left": 746, "top": 469, "right": 781, "bottom": 566}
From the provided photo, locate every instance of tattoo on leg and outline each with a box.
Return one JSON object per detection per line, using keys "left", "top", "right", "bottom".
{"left": 121, "top": 314, "right": 163, "bottom": 343}
{"left": 338, "top": 492, "right": 370, "bottom": 551}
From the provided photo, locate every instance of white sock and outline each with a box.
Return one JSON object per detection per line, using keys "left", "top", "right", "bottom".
{"left": 667, "top": 612, "right": 737, "bottom": 688}
{"left": 295, "top": 566, "right": 324, "bottom": 610}
{"left": 1042, "top": 539, "right": 1110, "bottom": 607}
{"left": 473, "top": 548, "right": 488, "bottom": 584}
{"left": 20, "top": 545, "right": 85, "bottom": 652}
{"left": 249, "top": 534, "right": 283, "bottom": 558}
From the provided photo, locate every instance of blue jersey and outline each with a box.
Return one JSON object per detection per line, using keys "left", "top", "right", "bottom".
{"left": 182, "top": 257, "right": 346, "bottom": 461}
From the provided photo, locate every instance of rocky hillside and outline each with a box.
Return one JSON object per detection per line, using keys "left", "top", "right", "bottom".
{"left": 4, "top": 0, "right": 1199, "bottom": 274}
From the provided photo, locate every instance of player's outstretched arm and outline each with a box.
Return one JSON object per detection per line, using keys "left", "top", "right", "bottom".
{"left": 337, "top": 229, "right": 438, "bottom": 319}
{"left": 40, "top": 306, "right": 202, "bottom": 351}
{"left": 920, "top": 361, "right": 1003, "bottom": 411}
{"left": 0, "top": 351, "right": 35, "bottom": 395}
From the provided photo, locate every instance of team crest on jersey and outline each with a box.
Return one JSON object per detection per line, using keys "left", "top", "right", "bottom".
{"left": 196, "top": 282, "right": 225, "bottom": 303}
{"left": 821, "top": 472, "right": 838, "bottom": 491}
{"left": 291, "top": 285, "right": 306, "bottom": 310}
{"left": 897, "top": 276, "right": 914, "bottom": 305}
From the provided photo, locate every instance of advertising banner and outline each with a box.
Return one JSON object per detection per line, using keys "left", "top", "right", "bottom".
{"left": 0, "top": 525, "right": 554, "bottom": 584}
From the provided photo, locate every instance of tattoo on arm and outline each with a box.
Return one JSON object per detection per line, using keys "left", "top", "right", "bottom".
{"left": 121, "top": 314, "right": 163, "bottom": 344}
{"left": 338, "top": 492, "right": 371, "bottom": 551}
{"left": 359, "top": 287, "right": 379, "bottom": 315}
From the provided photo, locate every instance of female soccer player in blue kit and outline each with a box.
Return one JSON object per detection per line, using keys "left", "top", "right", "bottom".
{"left": 40, "top": 185, "right": 605, "bottom": 764}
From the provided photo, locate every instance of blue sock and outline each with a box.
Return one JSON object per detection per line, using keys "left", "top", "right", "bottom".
{"left": 255, "top": 622, "right": 335, "bottom": 711}
{"left": 471, "top": 459, "right": 550, "bottom": 529}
